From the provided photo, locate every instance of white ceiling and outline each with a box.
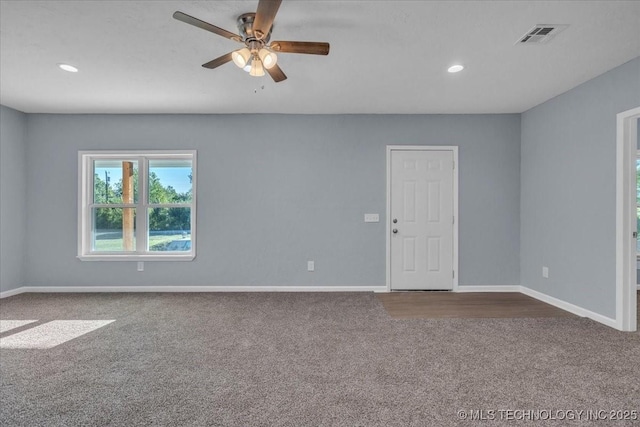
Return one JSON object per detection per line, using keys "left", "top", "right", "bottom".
{"left": 1, "top": 1, "right": 639, "bottom": 114}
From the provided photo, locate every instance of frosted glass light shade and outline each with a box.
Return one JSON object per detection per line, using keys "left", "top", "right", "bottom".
{"left": 258, "top": 48, "right": 277, "bottom": 69}
{"left": 249, "top": 57, "right": 265, "bottom": 76}
{"left": 232, "top": 48, "right": 251, "bottom": 68}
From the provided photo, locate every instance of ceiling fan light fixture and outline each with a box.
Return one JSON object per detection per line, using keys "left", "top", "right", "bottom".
{"left": 258, "top": 48, "right": 277, "bottom": 69}
{"left": 448, "top": 64, "right": 464, "bottom": 73}
{"left": 232, "top": 48, "right": 251, "bottom": 68}
{"left": 249, "top": 57, "right": 265, "bottom": 77}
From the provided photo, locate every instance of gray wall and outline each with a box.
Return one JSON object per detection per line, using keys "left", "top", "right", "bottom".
{"left": 521, "top": 57, "right": 640, "bottom": 319}
{"left": 24, "top": 114, "right": 520, "bottom": 288}
{"left": 0, "top": 105, "right": 27, "bottom": 293}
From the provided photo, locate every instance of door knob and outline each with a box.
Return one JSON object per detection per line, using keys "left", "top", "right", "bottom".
{"left": 392, "top": 229, "right": 398, "bottom": 234}
{"left": 393, "top": 219, "right": 398, "bottom": 223}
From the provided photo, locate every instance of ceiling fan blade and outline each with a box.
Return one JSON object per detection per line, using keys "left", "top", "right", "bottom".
{"left": 202, "top": 52, "right": 234, "bottom": 69}
{"left": 266, "top": 64, "right": 287, "bottom": 82}
{"left": 173, "top": 11, "right": 242, "bottom": 42}
{"left": 253, "top": 0, "right": 282, "bottom": 40}
{"left": 270, "top": 41, "right": 330, "bottom": 55}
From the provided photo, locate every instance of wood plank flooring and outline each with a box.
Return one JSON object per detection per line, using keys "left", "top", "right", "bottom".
{"left": 376, "top": 291, "right": 578, "bottom": 319}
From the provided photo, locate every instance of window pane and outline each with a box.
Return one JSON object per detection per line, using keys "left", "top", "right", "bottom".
{"left": 148, "top": 207, "right": 191, "bottom": 251}
{"left": 148, "top": 159, "right": 192, "bottom": 204}
{"left": 92, "top": 208, "right": 136, "bottom": 251}
{"left": 94, "top": 160, "right": 138, "bottom": 204}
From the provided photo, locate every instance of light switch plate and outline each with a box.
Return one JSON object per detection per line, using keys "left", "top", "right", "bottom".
{"left": 364, "top": 213, "right": 379, "bottom": 223}
{"left": 307, "top": 261, "right": 315, "bottom": 272}
{"left": 542, "top": 266, "right": 549, "bottom": 278}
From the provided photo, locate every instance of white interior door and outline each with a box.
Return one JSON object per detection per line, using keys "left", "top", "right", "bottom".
{"left": 390, "top": 149, "right": 454, "bottom": 290}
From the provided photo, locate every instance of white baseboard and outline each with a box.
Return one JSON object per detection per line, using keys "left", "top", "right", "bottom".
{"left": 0, "top": 287, "right": 27, "bottom": 299}
{"left": 520, "top": 286, "right": 618, "bottom": 329}
{"left": 1, "top": 285, "right": 387, "bottom": 296}
{"left": 456, "top": 285, "right": 521, "bottom": 293}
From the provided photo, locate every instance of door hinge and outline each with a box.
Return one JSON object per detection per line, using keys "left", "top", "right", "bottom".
{"left": 453, "top": 270, "right": 455, "bottom": 278}
{"left": 453, "top": 160, "right": 455, "bottom": 170}
{"left": 452, "top": 215, "right": 455, "bottom": 224}
{"left": 634, "top": 231, "right": 638, "bottom": 238}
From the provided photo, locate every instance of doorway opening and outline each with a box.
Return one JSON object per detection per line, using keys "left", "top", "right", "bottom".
{"left": 616, "top": 106, "right": 639, "bottom": 331}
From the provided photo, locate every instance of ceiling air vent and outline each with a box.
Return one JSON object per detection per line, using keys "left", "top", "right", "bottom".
{"left": 517, "top": 24, "right": 568, "bottom": 44}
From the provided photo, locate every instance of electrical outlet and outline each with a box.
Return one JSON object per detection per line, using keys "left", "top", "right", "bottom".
{"left": 542, "top": 266, "right": 549, "bottom": 278}
{"left": 137, "top": 262, "right": 144, "bottom": 272}
{"left": 307, "top": 261, "right": 315, "bottom": 272}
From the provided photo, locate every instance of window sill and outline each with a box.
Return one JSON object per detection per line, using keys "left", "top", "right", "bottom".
{"left": 77, "top": 254, "right": 195, "bottom": 262}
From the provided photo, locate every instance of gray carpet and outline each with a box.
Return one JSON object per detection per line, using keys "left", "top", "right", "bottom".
{"left": 1, "top": 292, "right": 639, "bottom": 426}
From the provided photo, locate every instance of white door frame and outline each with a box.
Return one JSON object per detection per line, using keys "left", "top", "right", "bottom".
{"left": 386, "top": 146, "right": 459, "bottom": 292}
{"left": 615, "top": 106, "right": 640, "bottom": 331}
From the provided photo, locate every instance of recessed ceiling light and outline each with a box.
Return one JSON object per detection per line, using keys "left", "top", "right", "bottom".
{"left": 58, "top": 63, "right": 79, "bottom": 73}
{"left": 448, "top": 64, "right": 464, "bottom": 73}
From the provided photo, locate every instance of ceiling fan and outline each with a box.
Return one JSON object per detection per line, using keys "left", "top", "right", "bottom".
{"left": 173, "top": 0, "right": 330, "bottom": 83}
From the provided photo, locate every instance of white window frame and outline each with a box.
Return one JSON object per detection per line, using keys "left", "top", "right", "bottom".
{"left": 78, "top": 150, "right": 197, "bottom": 261}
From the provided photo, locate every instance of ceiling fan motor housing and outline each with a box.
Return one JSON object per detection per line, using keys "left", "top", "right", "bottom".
{"left": 237, "top": 13, "right": 272, "bottom": 44}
